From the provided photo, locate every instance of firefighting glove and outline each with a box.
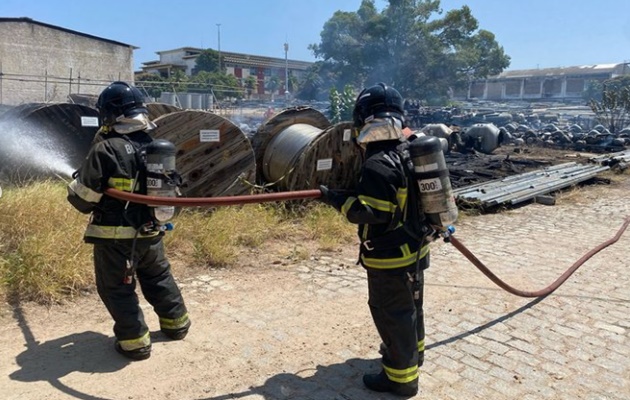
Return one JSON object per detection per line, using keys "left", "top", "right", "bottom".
{"left": 318, "top": 185, "right": 345, "bottom": 211}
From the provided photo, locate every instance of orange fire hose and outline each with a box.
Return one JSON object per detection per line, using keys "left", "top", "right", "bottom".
{"left": 445, "top": 216, "right": 630, "bottom": 297}
{"left": 104, "top": 188, "right": 322, "bottom": 206}
{"left": 105, "top": 188, "right": 630, "bottom": 298}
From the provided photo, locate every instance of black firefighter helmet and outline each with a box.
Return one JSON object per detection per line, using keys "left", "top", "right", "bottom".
{"left": 96, "top": 81, "right": 148, "bottom": 126}
{"left": 352, "top": 82, "right": 405, "bottom": 129}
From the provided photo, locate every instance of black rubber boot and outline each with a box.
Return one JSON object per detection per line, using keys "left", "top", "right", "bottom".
{"left": 162, "top": 320, "right": 191, "bottom": 340}
{"left": 115, "top": 342, "right": 151, "bottom": 361}
{"left": 363, "top": 370, "right": 418, "bottom": 397}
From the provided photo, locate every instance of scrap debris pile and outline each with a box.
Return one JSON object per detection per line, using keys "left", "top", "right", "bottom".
{"left": 405, "top": 103, "right": 630, "bottom": 154}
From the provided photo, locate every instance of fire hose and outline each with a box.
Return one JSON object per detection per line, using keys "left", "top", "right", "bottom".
{"left": 105, "top": 187, "right": 630, "bottom": 298}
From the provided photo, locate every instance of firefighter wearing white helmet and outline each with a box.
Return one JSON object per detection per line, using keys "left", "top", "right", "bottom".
{"left": 319, "top": 83, "right": 433, "bottom": 397}
{"left": 67, "top": 81, "right": 190, "bottom": 361}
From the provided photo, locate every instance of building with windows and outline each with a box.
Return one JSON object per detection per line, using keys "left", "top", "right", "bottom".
{"left": 454, "top": 62, "right": 630, "bottom": 102}
{"left": 139, "top": 47, "right": 314, "bottom": 98}
{"left": 0, "top": 17, "right": 135, "bottom": 105}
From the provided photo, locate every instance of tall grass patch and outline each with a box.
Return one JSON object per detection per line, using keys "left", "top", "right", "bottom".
{"left": 167, "top": 203, "right": 299, "bottom": 267}
{"left": 303, "top": 203, "right": 356, "bottom": 250}
{"left": 0, "top": 182, "right": 358, "bottom": 304}
{"left": 0, "top": 181, "right": 93, "bottom": 304}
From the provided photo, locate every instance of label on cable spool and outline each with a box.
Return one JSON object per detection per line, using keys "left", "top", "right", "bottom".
{"left": 199, "top": 130, "right": 220, "bottom": 142}
{"left": 343, "top": 129, "right": 352, "bottom": 142}
{"left": 316, "top": 158, "right": 333, "bottom": 171}
{"left": 81, "top": 116, "right": 99, "bottom": 127}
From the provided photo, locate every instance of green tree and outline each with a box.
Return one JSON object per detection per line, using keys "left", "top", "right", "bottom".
{"left": 266, "top": 75, "right": 282, "bottom": 101}
{"left": 169, "top": 70, "right": 190, "bottom": 93}
{"left": 135, "top": 72, "right": 167, "bottom": 99}
{"left": 190, "top": 71, "right": 242, "bottom": 100}
{"left": 309, "top": 0, "right": 510, "bottom": 103}
{"left": 583, "top": 80, "right": 603, "bottom": 103}
{"left": 288, "top": 73, "right": 299, "bottom": 95}
{"left": 329, "top": 84, "right": 356, "bottom": 123}
{"left": 296, "top": 62, "right": 344, "bottom": 101}
{"left": 193, "top": 49, "right": 221, "bottom": 74}
{"left": 589, "top": 76, "right": 630, "bottom": 133}
{"left": 244, "top": 75, "right": 258, "bottom": 99}
{"left": 296, "top": 64, "right": 325, "bottom": 101}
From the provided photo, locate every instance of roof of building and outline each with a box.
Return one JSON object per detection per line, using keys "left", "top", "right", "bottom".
{"left": 147, "top": 46, "right": 314, "bottom": 70}
{"left": 157, "top": 47, "right": 203, "bottom": 55}
{"left": 495, "top": 63, "right": 626, "bottom": 79}
{"left": 0, "top": 17, "right": 137, "bottom": 49}
{"left": 141, "top": 62, "right": 186, "bottom": 70}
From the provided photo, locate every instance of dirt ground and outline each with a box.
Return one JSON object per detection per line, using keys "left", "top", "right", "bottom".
{"left": 1, "top": 148, "right": 629, "bottom": 400}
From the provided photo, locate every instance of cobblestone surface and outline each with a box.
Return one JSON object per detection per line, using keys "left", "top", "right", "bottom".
{"left": 1, "top": 177, "right": 628, "bottom": 400}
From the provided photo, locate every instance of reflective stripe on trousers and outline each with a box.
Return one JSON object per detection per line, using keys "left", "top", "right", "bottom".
{"left": 367, "top": 259, "right": 426, "bottom": 383}
{"left": 93, "top": 237, "right": 188, "bottom": 345}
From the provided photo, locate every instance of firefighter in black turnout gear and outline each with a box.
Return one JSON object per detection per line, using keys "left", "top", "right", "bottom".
{"left": 67, "top": 81, "right": 190, "bottom": 361}
{"left": 320, "top": 83, "right": 433, "bottom": 397}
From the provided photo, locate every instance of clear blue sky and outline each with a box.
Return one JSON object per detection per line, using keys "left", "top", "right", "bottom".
{"left": 2, "top": 0, "right": 629, "bottom": 71}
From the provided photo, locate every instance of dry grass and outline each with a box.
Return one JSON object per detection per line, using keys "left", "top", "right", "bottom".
{"left": 0, "top": 182, "right": 356, "bottom": 304}
{"left": 0, "top": 180, "right": 93, "bottom": 304}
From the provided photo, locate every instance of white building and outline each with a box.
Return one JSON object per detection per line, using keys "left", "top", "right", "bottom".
{"left": 140, "top": 47, "right": 314, "bottom": 98}
{"left": 455, "top": 63, "right": 630, "bottom": 102}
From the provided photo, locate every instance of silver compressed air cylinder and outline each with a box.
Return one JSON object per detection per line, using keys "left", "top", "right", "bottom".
{"left": 408, "top": 135, "right": 458, "bottom": 229}
{"left": 145, "top": 139, "right": 178, "bottom": 223}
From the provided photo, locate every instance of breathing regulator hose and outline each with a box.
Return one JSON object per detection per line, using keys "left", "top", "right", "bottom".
{"left": 105, "top": 188, "right": 630, "bottom": 298}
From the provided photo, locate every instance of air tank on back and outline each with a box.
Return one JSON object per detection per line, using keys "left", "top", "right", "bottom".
{"left": 408, "top": 135, "right": 458, "bottom": 230}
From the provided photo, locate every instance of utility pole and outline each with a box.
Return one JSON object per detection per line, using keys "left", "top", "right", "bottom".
{"left": 216, "top": 23, "right": 222, "bottom": 72}
{"left": 284, "top": 42, "right": 289, "bottom": 101}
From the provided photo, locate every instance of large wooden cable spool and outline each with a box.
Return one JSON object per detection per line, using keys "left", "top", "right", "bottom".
{"left": 151, "top": 110, "right": 256, "bottom": 197}
{"left": 288, "top": 121, "right": 362, "bottom": 191}
{"left": 256, "top": 112, "right": 361, "bottom": 191}
{"left": 262, "top": 123, "right": 324, "bottom": 186}
{"left": 251, "top": 106, "right": 330, "bottom": 185}
{"left": 146, "top": 102, "right": 181, "bottom": 121}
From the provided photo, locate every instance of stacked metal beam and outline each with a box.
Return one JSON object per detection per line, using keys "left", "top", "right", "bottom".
{"left": 453, "top": 162, "right": 609, "bottom": 208}
{"left": 589, "top": 150, "right": 630, "bottom": 165}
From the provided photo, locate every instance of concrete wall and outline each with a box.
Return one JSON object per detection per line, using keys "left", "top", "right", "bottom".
{"left": 0, "top": 19, "right": 134, "bottom": 105}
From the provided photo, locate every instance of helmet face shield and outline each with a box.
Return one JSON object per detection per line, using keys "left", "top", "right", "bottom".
{"left": 118, "top": 105, "right": 149, "bottom": 120}
{"left": 113, "top": 113, "right": 156, "bottom": 134}
{"left": 355, "top": 117, "right": 404, "bottom": 148}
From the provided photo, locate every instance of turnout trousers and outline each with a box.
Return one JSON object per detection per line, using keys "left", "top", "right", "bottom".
{"left": 366, "top": 254, "right": 428, "bottom": 384}
{"left": 93, "top": 237, "right": 189, "bottom": 348}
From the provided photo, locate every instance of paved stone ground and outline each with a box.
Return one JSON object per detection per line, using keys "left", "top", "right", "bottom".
{"left": 1, "top": 177, "right": 628, "bottom": 399}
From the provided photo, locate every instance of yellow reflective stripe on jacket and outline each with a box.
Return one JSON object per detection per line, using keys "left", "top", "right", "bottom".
{"left": 396, "top": 187, "right": 408, "bottom": 210}
{"left": 341, "top": 197, "right": 357, "bottom": 216}
{"left": 69, "top": 178, "right": 102, "bottom": 203}
{"left": 118, "top": 331, "right": 151, "bottom": 351}
{"left": 85, "top": 225, "right": 160, "bottom": 239}
{"left": 418, "top": 338, "right": 425, "bottom": 353}
{"left": 383, "top": 363, "right": 419, "bottom": 384}
{"left": 358, "top": 194, "right": 397, "bottom": 213}
{"left": 159, "top": 313, "right": 190, "bottom": 330}
{"left": 108, "top": 177, "right": 136, "bottom": 192}
{"left": 361, "top": 244, "right": 430, "bottom": 269}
